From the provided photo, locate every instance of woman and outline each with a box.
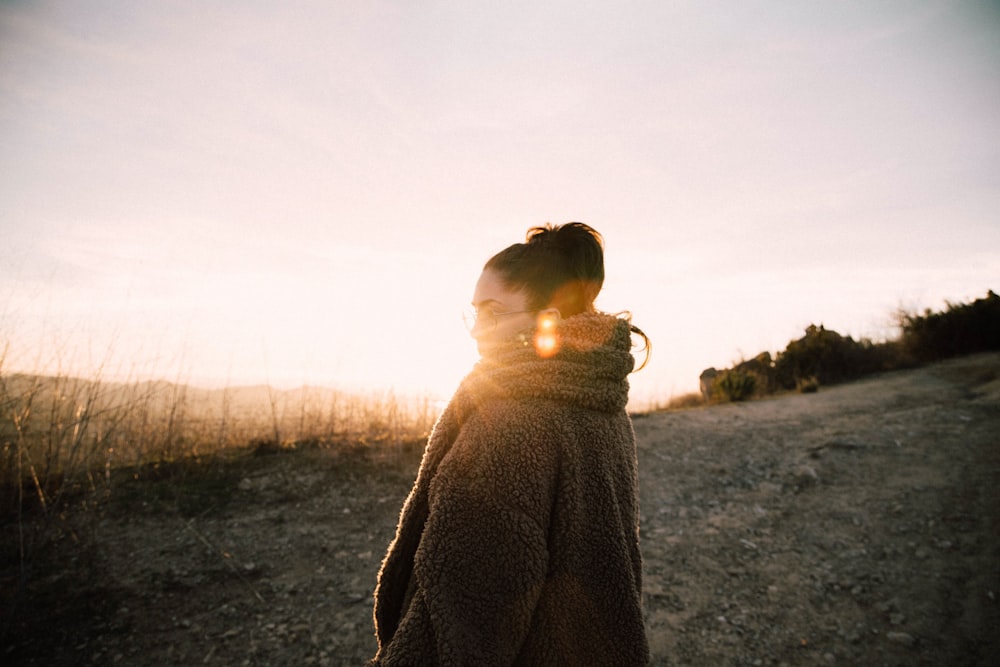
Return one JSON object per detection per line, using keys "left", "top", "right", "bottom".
{"left": 369, "top": 222, "right": 650, "bottom": 666}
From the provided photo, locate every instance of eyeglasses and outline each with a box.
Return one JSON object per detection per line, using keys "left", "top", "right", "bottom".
{"left": 463, "top": 306, "right": 535, "bottom": 332}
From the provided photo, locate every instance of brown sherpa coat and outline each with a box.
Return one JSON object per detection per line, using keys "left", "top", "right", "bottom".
{"left": 368, "top": 312, "right": 649, "bottom": 666}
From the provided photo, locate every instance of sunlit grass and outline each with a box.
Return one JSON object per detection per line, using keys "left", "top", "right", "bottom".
{"left": 0, "top": 345, "right": 438, "bottom": 523}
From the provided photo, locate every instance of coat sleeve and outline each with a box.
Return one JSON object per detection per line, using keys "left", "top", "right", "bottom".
{"left": 379, "top": 405, "right": 560, "bottom": 665}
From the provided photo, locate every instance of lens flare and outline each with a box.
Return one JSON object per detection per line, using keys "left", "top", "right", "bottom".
{"left": 534, "top": 312, "right": 561, "bottom": 358}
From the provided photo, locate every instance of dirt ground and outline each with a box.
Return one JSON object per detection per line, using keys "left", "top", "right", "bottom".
{"left": 3, "top": 353, "right": 999, "bottom": 665}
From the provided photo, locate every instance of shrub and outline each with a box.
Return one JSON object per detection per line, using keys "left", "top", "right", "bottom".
{"left": 695, "top": 289, "right": 994, "bottom": 406}
{"left": 774, "top": 324, "right": 887, "bottom": 390}
{"left": 898, "top": 290, "right": 1000, "bottom": 362}
{"left": 714, "top": 368, "right": 757, "bottom": 402}
{"left": 796, "top": 376, "right": 820, "bottom": 393}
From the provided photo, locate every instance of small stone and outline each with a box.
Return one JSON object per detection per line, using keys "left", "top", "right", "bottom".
{"left": 886, "top": 631, "right": 915, "bottom": 646}
{"left": 876, "top": 598, "right": 899, "bottom": 613}
{"left": 795, "top": 465, "right": 819, "bottom": 487}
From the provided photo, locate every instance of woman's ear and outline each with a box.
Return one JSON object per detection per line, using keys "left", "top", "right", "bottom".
{"left": 549, "top": 279, "right": 598, "bottom": 318}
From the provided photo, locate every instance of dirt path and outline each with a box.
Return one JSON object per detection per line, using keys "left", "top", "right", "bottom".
{"left": 635, "top": 353, "right": 1000, "bottom": 665}
{"left": 3, "top": 353, "right": 999, "bottom": 665}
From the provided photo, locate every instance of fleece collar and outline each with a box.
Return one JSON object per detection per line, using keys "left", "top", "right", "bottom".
{"left": 458, "top": 311, "right": 635, "bottom": 413}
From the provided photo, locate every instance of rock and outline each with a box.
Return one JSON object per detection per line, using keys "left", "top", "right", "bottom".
{"left": 876, "top": 598, "right": 899, "bottom": 613}
{"left": 793, "top": 465, "right": 819, "bottom": 491}
{"left": 886, "top": 631, "right": 916, "bottom": 646}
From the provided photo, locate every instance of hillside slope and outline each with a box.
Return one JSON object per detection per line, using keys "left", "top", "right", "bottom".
{"left": 635, "top": 352, "right": 999, "bottom": 665}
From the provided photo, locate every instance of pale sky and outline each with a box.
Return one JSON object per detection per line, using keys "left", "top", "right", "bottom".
{"left": 2, "top": 0, "right": 998, "bottom": 405}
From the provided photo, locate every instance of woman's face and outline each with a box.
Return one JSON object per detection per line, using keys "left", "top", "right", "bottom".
{"left": 469, "top": 268, "right": 537, "bottom": 355}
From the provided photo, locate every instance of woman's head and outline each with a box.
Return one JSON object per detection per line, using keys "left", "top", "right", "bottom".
{"left": 469, "top": 222, "right": 606, "bottom": 354}
{"left": 484, "top": 222, "right": 605, "bottom": 317}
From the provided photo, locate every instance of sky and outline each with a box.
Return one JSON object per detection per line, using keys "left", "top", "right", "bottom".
{"left": 1, "top": 0, "right": 998, "bottom": 406}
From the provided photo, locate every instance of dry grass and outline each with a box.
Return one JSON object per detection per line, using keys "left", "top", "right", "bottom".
{"left": 632, "top": 391, "right": 706, "bottom": 415}
{"left": 0, "top": 361, "right": 437, "bottom": 522}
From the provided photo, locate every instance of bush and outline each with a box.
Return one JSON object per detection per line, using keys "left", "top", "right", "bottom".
{"left": 774, "top": 325, "right": 888, "bottom": 390}
{"left": 714, "top": 368, "right": 757, "bottom": 402}
{"left": 796, "top": 376, "right": 820, "bottom": 393}
{"left": 899, "top": 290, "right": 1000, "bottom": 362}
{"left": 695, "top": 289, "right": 995, "bottom": 407}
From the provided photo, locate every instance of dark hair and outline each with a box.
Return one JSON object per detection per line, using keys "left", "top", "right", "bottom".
{"left": 485, "top": 221, "right": 651, "bottom": 371}
{"left": 484, "top": 222, "right": 605, "bottom": 317}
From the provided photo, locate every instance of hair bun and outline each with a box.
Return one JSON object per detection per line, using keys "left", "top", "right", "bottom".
{"left": 486, "top": 222, "right": 606, "bottom": 317}
{"left": 527, "top": 222, "right": 602, "bottom": 250}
